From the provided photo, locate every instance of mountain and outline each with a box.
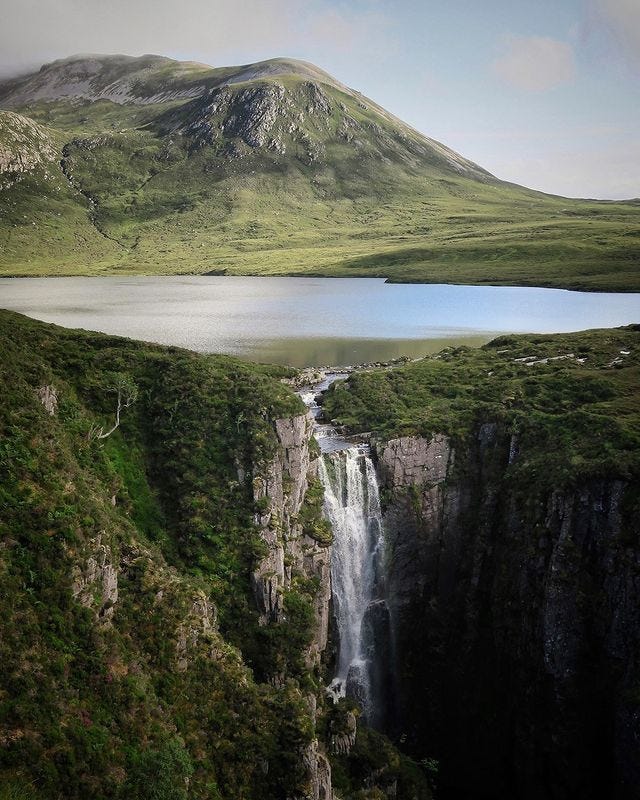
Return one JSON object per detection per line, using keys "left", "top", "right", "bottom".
{"left": 0, "top": 53, "right": 638, "bottom": 289}
{"left": 0, "top": 54, "right": 351, "bottom": 107}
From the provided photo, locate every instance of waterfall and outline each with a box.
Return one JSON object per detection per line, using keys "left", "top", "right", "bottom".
{"left": 318, "top": 447, "right": 387, "bottom": 724}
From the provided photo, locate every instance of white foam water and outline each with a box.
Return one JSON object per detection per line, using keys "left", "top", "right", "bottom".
{"left": 319, "top": 447, "right": 384, "bottom": 720}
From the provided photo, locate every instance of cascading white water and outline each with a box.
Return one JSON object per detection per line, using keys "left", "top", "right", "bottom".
{"left": 318, "top": 447, "right": 385, "bottom": 720}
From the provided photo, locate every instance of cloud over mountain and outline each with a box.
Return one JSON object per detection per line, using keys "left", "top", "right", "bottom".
{"left": 592, "top": 0, "right": 640, "bottom": 65}
{"left": 493, "top": 35, "right": 576, "bottom": 92}
{"left": 0, "top": 0, "right": 392, "bottom": 77}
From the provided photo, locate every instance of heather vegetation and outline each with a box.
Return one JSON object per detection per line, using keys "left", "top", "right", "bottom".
{"left": 0, "top": 310, "right": 433, "bottom": 799}
{"left": 0, "top": 310, "right": 318, "bottom": 798}
{"left": 322, "top": 326, "right": 640, "bottom": 488}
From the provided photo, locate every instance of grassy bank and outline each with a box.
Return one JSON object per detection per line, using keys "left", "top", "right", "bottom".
{"left": 322, "top": 326, "right": 640, "bottom": 487}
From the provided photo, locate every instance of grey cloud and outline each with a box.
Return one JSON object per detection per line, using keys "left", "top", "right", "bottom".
{"left": 493, "top": 35, "right": 576, "bottom": 92}
{"left": 0, "top": 0, "right": 296, "bottom": 74}
{"left": 592, "top": 0, "right": 640, "bottom": 64}
{"left": 0, "top": 0, "right": 391, "bottom": 77}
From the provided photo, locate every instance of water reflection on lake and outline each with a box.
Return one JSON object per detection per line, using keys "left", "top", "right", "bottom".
{"left": 252, "top": 335, "right": 494, "bottom": 365}
{"left": 1, "top": 276, "right": 639, "bottom": 367}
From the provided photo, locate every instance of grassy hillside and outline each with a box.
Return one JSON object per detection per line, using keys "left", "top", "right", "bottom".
{"left": 0, "top": 55, "right": 638, "bottom": 290}
{"left": 323, "top": 326, "right": 640, "bottom": 487}
{"left": 0, "top": 310, "right": 432, "bottom": 799}
{"left": 0, "top": 309, "right": 311, "bottom": 798}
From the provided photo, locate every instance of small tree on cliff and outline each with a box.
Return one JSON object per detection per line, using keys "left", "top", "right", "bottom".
{"left": 88, "top": 373, "right": 138, "bottom": 440}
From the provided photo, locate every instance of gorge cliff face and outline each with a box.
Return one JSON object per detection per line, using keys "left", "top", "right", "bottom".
{"left": 4, "top": 314, "right": 637, "bottom": 800}
{"left": 1, "top": 310, "right": 343, "bottom": 800}
{"left": 375, "top": 425, "right": 639, "bottom": 800}
{"left": 252, "top": 412, "right": 331, "bottom": 658}
{"left": 252, "top": 411, "right": 333, "bottom": 799}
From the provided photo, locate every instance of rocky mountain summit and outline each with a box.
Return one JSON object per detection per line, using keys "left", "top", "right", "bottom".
{"left": 1, "top": 53, "right": 637, "bottom": 286}
{"left": 0, "top": 54, "right": 347, "bottom": 107}
{"left": 0, "top": 53, "right": 489, "bottom": 175}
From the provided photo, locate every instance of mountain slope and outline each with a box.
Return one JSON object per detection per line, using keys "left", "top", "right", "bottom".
{"left": 0, "top": 308, "right": 433, "bottom": 799}
{"left": 0, "top": 54, "right": 638, "bottom": 289}
{"left": 0, "top": 110, "right": 121, "bottom": 268}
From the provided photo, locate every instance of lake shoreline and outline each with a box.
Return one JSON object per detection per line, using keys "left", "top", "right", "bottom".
{"left": 2, "top": 269, "right": 639, "bottom": 294}
{"left": 1, "top": 275, "right": 639, "bottom": 368}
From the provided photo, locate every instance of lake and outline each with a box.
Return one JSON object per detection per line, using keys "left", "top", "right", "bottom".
{"left": 1, "top": 276, "right": 639, "bottom": 367}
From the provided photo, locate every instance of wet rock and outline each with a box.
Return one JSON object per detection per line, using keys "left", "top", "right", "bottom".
{"left": 330, "top": 710, "right": 357, "bottom": 755}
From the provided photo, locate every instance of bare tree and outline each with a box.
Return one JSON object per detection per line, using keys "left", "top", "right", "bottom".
{"left": 89, "top": 374, "right": 138, "bottom": 441}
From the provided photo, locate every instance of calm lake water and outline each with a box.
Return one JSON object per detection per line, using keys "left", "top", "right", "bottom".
{"left": 1, "top": 276, "right": 639, "bottom": 367}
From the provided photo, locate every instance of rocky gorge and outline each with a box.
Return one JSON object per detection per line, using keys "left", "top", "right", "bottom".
{"left": 1, "top": 312, "right": 638, "bottom": 800}
{"left": 283, "top": 349, "right": 640, "bottom": 799}
{"left": 373, "top": 428, "right": 639, "bottom": 799}
{"left": 315, "top": 326, "right": 640, "bottom": 800}
{"left": 0, "top": 310, "right": 430, "bottom": 800}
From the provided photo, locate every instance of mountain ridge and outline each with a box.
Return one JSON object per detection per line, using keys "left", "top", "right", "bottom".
{"left": 0, "top": 54, "right": 356, "bottom": 108}
{"left": 0, "top": 53, "right": 638, "bottom": 289}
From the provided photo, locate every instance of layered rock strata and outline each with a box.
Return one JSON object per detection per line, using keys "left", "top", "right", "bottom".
{"left": 252, "top": 411, "right": 334, "bottom": 799}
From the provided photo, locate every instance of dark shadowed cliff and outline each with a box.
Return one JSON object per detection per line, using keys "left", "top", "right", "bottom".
{"left": 323, "top": 327, "right": 640, "bottom": 799}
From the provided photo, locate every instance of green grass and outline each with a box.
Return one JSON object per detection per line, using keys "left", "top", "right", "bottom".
{"left": 322, "top": 326, "right": 640, "bottom": 488}
{"left": 1, "top": 63, "right": 638, "bottom": 290}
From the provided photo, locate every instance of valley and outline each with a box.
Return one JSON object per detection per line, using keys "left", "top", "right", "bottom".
{"left": 1, "top": 47, "right": 639, "bottom": 800}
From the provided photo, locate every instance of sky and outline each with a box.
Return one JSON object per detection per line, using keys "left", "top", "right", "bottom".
{"left": 0, "top": 0, "right": 638, "bottom": 199}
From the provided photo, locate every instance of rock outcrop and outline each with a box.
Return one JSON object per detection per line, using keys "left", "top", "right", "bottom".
{"left": 376, "top": 426, "right": 640, "bottom": 800}
{"left": 252, "top": 412, "right": 332, "bottom": 664}
{"left": 379, "top": 434, "right": 452, "bottom": 489}
{"left": 71, "top": 532, "right": 119, "bottom": 621}
{"left": 37, "top": 384, "right": 58, "bottom": 415}
{"left": 0, "top": 111, "right": 57, "bottom": 181}
{"left": 303, "top": 739, "right": 333, "bottom": 800}
{"left": 174, "top": 590, "right": 219, "bottom": 672}
{"left": 330, "top": 709, "right": 358, "bottom": 756}
{"left": 157, "top": 79, "right": 336, "bottom": 163}
{"left": 252, "top": 411, "right": 334, "bottom": 796}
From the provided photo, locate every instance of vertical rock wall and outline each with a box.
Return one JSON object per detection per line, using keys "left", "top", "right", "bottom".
{"left": 251, "top": 412, "right": 331, "bottom": 663}
{"left": 252, "top": 411, "right": 334, "bottom": 799}
{"left": 375, "top": 426, "right": 640, "bottom": 800}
